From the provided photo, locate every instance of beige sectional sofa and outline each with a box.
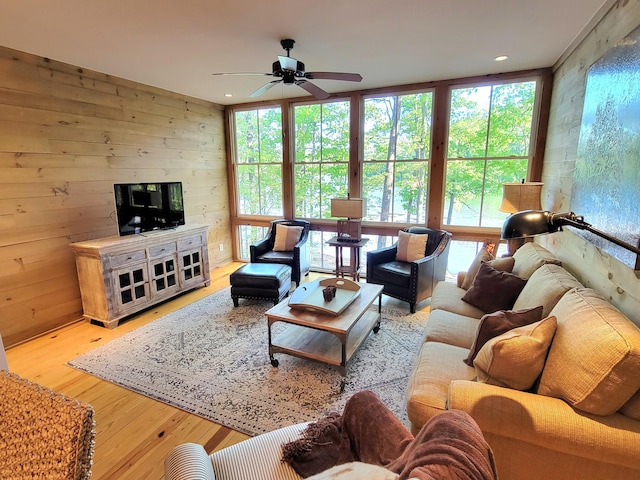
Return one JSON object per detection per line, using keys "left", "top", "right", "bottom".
{"left": 406, "top": 242, "right": 640, "bottom": 479}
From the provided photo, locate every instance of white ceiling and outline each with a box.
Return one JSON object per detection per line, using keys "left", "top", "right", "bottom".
{"left": 0, "top": 0, "right": 608, "bottom": 106}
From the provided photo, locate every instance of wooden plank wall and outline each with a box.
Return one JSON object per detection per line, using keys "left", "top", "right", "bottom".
{"left": 0, "top": 45, "right": 232, "bottom": 347}
{"left": 541, "top": 0, "right": 640, "bottom": 326}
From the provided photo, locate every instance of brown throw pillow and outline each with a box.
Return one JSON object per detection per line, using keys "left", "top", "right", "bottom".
{"left": 464, "top": 305, "right": 544, "bottom": 366}
{"left": 461, "top": 262, "right": 527, "bottom": 314}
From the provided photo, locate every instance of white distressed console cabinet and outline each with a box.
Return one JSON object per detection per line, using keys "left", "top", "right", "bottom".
{"left": 70, "top": 224, "right": 210, "bottom": 328}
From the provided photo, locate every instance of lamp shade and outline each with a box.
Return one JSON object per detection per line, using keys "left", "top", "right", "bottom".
{"left": 331, "top": 198, "right": 365, "bottom": 219}
{"left": 499, "top": 182, "right": 543, "bottom": 213}
{"left": 501, "top": 210, "right": 558, "bottom": 239}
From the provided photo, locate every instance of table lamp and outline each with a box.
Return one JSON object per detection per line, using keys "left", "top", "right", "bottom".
{"left": 499, "top": 181, "right": 544, "bottom": 254}
{"left": 331, "top": 197, "right": 365, "bottom": 242}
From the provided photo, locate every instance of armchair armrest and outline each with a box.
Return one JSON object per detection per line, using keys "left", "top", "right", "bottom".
{"left": 366, "top": 245, "right": 398, "bottom": 282}
{"left": 448, "top": 380, "right": 640, "bottom": 469}
{"left": 250, "top": 236, "right": 272, "bottom": 261}
{"left": 410, "top": 233, "right": 451, "bottom": 296}
{"left": 165, "top": 443, "right": 215, "bottom": 480}
{"left": 367, "top": 245, "right": 397, "bottom": 265}
{"left": 294, "top": 229, "right": 311, "bottom": 277}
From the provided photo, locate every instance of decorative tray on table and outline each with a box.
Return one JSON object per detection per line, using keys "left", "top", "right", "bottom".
{"left": 288, "top": 277, "right": 361, "bottom": 315}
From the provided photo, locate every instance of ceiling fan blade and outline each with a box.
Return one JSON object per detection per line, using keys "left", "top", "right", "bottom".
{"left": 250, "top": 80, "right": 282, "bottom": 97}
{"left": 212, "top": 72, "right": 272, "bottom": 76}
{"left": 295, "top": 80, "right": 330, "bottom": 100}
{"left": 305, "top": 72, "right": 363, "bottom": 82}
{"left": 278, "top": 55, "right": 299, "bottom": 72}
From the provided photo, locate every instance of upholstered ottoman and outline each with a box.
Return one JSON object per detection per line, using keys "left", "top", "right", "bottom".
{"left": 230, "top": 263, "right": 292, "bottom": 306}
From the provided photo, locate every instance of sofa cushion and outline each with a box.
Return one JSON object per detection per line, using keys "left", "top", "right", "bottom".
{"left": 620, "top": 390, "right": 640, "bottom": 421}
{"left": 511, "top": 242, "right": 562, "bottom": 279}
{"left": 273, "top": 224, "right": 303, "bottom": 251}
{"left": 474, "top": 316, "right": 557, "bottom": 391}
{"left": 538, "top": 288, "right": 640, "bottom": 415}
{"left": 460, "top": 249, "right": 515, "bottom": 290}
{"left": 406, "top": 342, "right": 476, "bottom": 431}
{"left": 396, "top": 230, "right": 428, "bottom": 262}
{"left": 423, "top": 310, "right": 480, "bottom": 350}
{"left": 430, "top": 282, "right": 485, "bottom": 319}
{"left": 463, "top": 305, "right": 544, "bottom": 366}
{"left": 512, "top": 264, "right": 583, "bottom": 318}
{"left": 461, "top": 263, "right": 527, "bottom": 313}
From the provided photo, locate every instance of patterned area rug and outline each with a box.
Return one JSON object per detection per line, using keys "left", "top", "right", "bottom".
{"left": 68, "top": 287, "right": 429, "bottom": 436}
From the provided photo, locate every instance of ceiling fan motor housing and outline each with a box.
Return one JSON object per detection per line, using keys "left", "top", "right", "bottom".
{"left": 272, "top": 60, "right": 306, "bottom": 79}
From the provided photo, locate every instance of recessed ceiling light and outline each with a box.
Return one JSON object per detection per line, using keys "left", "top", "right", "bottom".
{"left": 494, "top": 55, "right": 509, "bottom": 62}
{"left": 224, "top": 93, "right": 233, "bottom": 97}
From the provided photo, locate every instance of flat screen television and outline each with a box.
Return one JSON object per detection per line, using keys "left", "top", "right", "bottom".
{"left": 114, "top": 182, "right": 185, "bottom": 236}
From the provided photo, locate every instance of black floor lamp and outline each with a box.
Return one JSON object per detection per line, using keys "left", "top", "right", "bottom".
{"left": 501, "top": 210, "right": 640, "bottom": 257}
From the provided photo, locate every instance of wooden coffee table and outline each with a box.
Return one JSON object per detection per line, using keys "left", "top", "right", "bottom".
{"left": 265, "top": 282, "right": 384, "bottom": 391}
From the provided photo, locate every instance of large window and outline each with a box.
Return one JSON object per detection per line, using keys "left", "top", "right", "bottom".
{"left": 444, "top": 81, "right": 536, "bottom": 227}
{"left": 228, "top": 70, "right": 549, "bottom": 267}
{"left": 293, "top": 101, "right": 350, "bottom": 219}
{"left": 234, "top": 107, "right": 283, "bottom": 216}
{"left": 363, "top": 92, "right": 433, "bottom": 225}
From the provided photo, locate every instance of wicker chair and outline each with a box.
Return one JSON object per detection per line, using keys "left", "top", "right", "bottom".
{"left": 0, "top": 371, "right": 96, "bottom": 480}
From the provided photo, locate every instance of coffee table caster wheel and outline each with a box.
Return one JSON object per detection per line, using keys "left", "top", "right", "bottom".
{"left": 271, "top": 358, "right": 279, "bottom": 367}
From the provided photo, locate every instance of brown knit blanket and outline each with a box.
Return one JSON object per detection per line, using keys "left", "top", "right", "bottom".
{"left": 282, "top": 390, "right": 497, "bottom": 480}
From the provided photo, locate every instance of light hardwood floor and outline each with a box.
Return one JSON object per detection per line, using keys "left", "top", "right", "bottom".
{"left": 5, "top": 263, "right": 415, "bottom": 479}
{"left": 6, "top": 262, "right": 249, "bottom": 480}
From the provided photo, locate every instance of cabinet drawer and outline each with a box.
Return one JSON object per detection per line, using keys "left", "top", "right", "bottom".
{"left": 149, "top": 242, "right": 177, "bottom": 258}
{"left": 178, "top": 235, "right": 203, "bottom": 250}
{"left": 110, "top": 249, "right": 146, "bottom": 267}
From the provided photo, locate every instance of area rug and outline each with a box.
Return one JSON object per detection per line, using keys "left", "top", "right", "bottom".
{"left": 68, "top": 287, "right": 428, "bottom": 436}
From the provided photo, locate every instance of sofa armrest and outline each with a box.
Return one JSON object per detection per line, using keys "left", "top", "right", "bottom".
{"left": 456, "top": 271, "right": 467, "bottom": 289}
{"left": 165, "top": 443, "right": 216, "bottom": 480}
{"left": 448, "top": 380, "right": 640, "bottom": 469}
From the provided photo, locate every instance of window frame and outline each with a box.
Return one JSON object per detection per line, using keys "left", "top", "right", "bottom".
{"left": 442, "top": 78, "right": 541, "bottom": 228}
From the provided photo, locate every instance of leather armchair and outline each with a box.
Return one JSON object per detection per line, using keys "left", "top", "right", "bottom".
{"left": 366, "top": 227, "right": 452, "bottom": 313}
{"left": 250, "top": 219, "right": 311, "bottom": 286}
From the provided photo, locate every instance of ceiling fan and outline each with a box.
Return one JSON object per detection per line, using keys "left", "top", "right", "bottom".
{"left": 212, "top": 39, "right": 363, "bottom": 100}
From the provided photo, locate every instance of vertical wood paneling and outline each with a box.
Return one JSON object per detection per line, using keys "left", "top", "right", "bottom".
{"left": 543, "top": 0, "right": 640, "bottom": 325}
{"left": 0, "top": 46, "right": 231, "bottom": 347}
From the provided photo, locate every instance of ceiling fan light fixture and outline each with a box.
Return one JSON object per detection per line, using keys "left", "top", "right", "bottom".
{"left": 214, "top": 38, "right": 362, "bottom": 101}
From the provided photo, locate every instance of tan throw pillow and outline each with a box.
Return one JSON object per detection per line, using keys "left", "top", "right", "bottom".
{"left": 395, "top": 230, "right": 428, "bottom": 262}
{"left": 538, "top": 288, "right": 640, "bottom": 415}
{"left": 474, "top": 316, "right": 557, "bottom": 391}
{"left": 461, "top": 263, "right": 527, "bottom": 313}
{"left": 463, "top": 305, "right": 544, "bottom": 366}
{"left": 273, "top": 224, "right": 303, "bottom": 251}
{"left": 461, "top": 248, "right": 494, "bottom": 290}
